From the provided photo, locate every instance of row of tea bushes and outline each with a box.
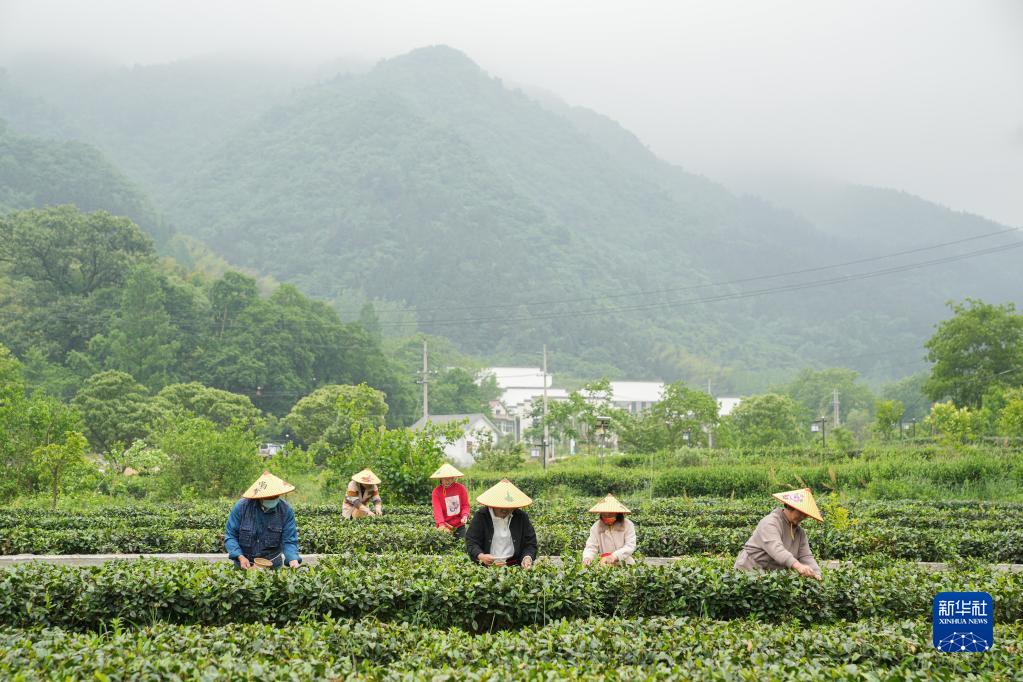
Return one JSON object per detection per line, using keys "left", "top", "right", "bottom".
{"left": 1, "top": 555, "right": 1020, "bottom": 630}
{"left": 4, "top": 515, "right": 1022, "bottom": 562}
{"left": 466, "top": 451, "right": 1023, "bottom": 498}
{"left": 6, "top": 498, "right": 1021, "bottom": 528}
{"left": 1, "top": 616, "right": 1020, "bottom": 680}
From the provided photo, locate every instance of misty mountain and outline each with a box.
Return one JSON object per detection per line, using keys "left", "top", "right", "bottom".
{"left": 0, "top": 47, "right": 1018, "bottom": 390}
{"left": 0, "top": 119, "right": 164, "bottom": 240}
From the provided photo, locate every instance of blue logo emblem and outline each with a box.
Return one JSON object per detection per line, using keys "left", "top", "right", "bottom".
{"left": 933, "top": 592, "right": 993, "bottom": 652}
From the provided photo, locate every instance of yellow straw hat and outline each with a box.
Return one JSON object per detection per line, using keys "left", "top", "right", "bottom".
{"left": 429, "top": 462, "right": 465, "bottom": 479}
{"left": 477, "top": 478, "right": 532, "bottom": 509}
{"left": 588, "top": 494, "right": 632, "bottom": 515}
{"left": 351, "top": 468, "right": 381, "bottom": 485}
{"left": 772, "top": 488, "right": 823, "bottom": 522}
{"left": 242, "top": 470, "right": 296, "bottom": 500}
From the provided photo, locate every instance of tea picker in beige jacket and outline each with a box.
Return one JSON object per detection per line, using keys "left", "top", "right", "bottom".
{"left": 582, "top": 494, "right": 636, "bottom": 566}
{"left": 734, "top": 488, "right": 823, "bottom": 580}
{"left": 343, "top": 468, "right": 383, "bottom": 519}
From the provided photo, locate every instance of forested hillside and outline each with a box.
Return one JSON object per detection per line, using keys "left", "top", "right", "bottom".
{"left": 1, "top": 47, "right": 1019, "bottom": 389}
{"left": 0, "top": 120, "right": 166, "bottom": 241}
{"left": 0, "top": 206, "right": 416, "bottom": 420}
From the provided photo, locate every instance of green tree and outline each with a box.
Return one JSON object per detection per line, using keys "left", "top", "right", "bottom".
{"left": 0, "top": 389, "right": 82, "bottom": 497}
{"left": 72, "top": 370, "right": 158, "bottom": 452}
{"left": 0, "top": 205, "right": 153, "bottom": 297}
{"left": 881, "top": 373, "right": 931, "bottom": 420}
{"left": 89, "top": 265, "right": 181, "bottom": 389}
{"left": 325, "top": 422, "right": 457, "bottom": 503}
{"left": 780, "top": 368, "right": 876, "bottom": 424}
{"left": 154, "top": 382, "right": 263, "bottom": 429}
{"left": 924, "top": 299, "right": 1023, "bottom": 408}
{"left": 33, "top": 430, "right": 88, "bottom": 509}
{"left": 996, "top": 389, "right": 1023, "bottom": 438}
{"left": 320, "top": 383, "right": 389, "bottom": 451}
{"left": 0, "top": 207, "right": 154, "bottom": 361}
{"left": 728, "top": 393, "right": 804, "bottom": 448}
{"left": 286, "top": 384, "right": 361, "bottom": 445}
{"left": 873, "top": 400, "right": 905, "bottom": 441}
{"left": 429, "top": 368, "right": 499, "bottom": 416}
{"left": 18, "top": 347, "right": 81, "bottom": 401}
{"left": 527, "top": 378, "right": 626, "bottom": 451}
{"left": 154, "top": 415, "right": 263, "bottom": 499}
{"left": 927, "top": 401, "right": 982, "bottom": 447}
{"left": 648, "top": 381, "right": 718, "bottom": 448}
{"left": 0, "top": 343, "right": 24, "bottom": 404}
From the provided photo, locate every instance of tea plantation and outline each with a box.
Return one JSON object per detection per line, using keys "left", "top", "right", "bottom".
{"left": 1, "top": 497, "right": 1021, "bottom": 679}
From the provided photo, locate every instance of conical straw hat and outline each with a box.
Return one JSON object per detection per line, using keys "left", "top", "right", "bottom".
{"left": 477, "top": 478, "right": 532, "bottom": 509}
{"left": 242, "top": 470, "right": 296, "bottom": 499}
{"left": 429, "top": 462, "right": 465, "bottom": 479}
{"left": 351, "top": 468, "right": 381, "bottom": 485}
{"left": 588, "top": 494, "right": 632, "bottom": 515}
{"left": 772, "top": 488, "right": 823, "bottom": 522}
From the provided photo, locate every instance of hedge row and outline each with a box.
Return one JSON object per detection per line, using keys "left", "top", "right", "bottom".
{"left": 2, "top": 617, "right": 1021, "bottom": 680}
{"left": 4, "top": 517, "right": 1023, "bottom": 562}
{"left": 466, "top": 453, "right": 1023, "bottom": 497}
{"left": 1, "top": 555, "right": 1020, "bottom": 630}
{"left": 7, "top": 497, "right": 1021, "bottom": 524}
{"left": 6, "top": 499, "right": 1022, "bottom": 531}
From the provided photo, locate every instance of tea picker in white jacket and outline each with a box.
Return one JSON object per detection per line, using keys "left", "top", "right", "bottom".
{"left": 582, "top": 494, "right": 636, "bottom": 566}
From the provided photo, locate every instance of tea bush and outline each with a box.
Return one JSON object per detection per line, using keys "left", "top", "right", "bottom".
{"left": 1, "top": 617, "right": 1021, "bottom": 680}
{"left": 0, "top": 555, "right": 1019, "bottom": 630}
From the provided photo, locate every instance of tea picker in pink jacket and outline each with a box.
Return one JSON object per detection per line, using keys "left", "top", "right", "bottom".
{"left": 429, "top": 462, "right": 470, "bottom": 539}
{"left": 582, "top": 494, "right": 637, "bottom": 566}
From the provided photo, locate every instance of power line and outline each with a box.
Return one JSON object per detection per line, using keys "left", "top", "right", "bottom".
{"left": 5, "top": 229, "right": 1018, "bottom": 336}
{"left": 377, "top": 238, "right": 1023, "bottom": 328}
{"left": 354, "top": 226, "right": 1022, "bottom": 317}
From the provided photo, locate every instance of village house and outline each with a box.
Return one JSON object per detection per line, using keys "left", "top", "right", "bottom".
{"left": 410, "top": 413, "right": 501, "bottom": 468}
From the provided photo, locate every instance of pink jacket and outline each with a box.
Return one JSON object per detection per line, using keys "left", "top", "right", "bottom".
{"left": 582, "top": 518, "right": 637, "bottom": 564}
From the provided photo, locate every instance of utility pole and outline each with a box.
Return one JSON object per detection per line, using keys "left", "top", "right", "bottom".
{"left": 832, "top": 389, "right": 841, "bottom": 428}
{"left": 707, "top": 378, "right": 714, "bottom": 449}
{"left": 811, "top": 417, "right": 827, "bottom": 449}
{"left": 542, "top": 345, "right": 550, "bottom": 470}
{"left": 418, "top": 339, "right": 430, "bottom": 421}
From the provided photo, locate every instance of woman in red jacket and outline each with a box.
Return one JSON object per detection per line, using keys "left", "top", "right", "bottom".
{"left": 430, "top": 463, "right": 470, "bottom": 538}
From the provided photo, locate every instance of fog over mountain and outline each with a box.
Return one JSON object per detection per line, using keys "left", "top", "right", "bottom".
{"left": 2, "top": 0, "right": 1020, "bottom": 228}
{"left": 0, "top": 2, "right": 1020, "bottom": 390}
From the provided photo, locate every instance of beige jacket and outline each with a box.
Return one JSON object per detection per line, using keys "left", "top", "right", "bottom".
{"left": 734, "top": 507, "right": 820, "bottom": 573}
{"left": 582, "top": 518, "right": 637, "bottom": 564}
{"left": 342, "top": 482, "right": 382, "bottom": 519}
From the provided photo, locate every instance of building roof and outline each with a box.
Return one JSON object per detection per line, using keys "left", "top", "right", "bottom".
{"left": 610, "top": 381, "right": 665, "bottom": 403}
{"left": 483, "top": 367, "right": 551, "bottom": 389}
{"left": 410, "top": 413, "right": 498, "bottom": 432}
{"left": 500, "top": 387, "right": 570, "bottom": 408}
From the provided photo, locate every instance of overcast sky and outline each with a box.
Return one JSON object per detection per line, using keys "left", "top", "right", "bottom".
{"left": 1, "top": 0, "right": 1020, "bottom": 226}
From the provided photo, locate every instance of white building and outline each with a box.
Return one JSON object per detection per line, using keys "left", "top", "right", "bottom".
{"left": 610, "top": 381, "right": 665, "bottom": 414}
{"left": 410, "top": 413, "right": 500, "bottom": 468}
{"left": 717, "top": 396, "right": 742, "bottom": 416}
{"left": 482, "top": 367, "right": 569, "bottom": 440}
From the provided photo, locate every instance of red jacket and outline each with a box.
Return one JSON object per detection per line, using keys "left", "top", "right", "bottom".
{"left": 432, "top": 482, "right": 470, "bottom": 528}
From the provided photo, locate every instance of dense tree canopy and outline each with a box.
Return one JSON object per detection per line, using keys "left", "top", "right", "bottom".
{"left": 924, "top": 299, "right": 1023, "bottom": 408}
{"left": 728, "top": 394, "right": 804, "bottom": 448}
{"left": 0, "top": 207, "right": 417, "bottom": 422}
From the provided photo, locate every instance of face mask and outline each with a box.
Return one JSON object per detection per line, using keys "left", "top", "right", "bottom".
{"left": 261, "top": 499, "right": 280, "bottom": 511}
{"left": 601, "top": 516, "right": 617, "bottom": 526}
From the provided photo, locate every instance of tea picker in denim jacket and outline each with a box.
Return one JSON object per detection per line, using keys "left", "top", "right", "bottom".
{"left": 225, "top": 470, "right": 301, "bottom": 569}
